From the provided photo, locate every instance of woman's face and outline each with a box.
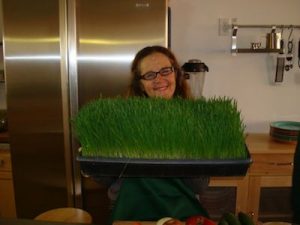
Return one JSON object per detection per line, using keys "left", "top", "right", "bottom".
{"left": 139, "top": 52, "right": 176, "bottom": 99}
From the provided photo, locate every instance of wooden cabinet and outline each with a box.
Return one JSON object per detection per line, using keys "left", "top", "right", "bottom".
{"left": 207, "top": 133, "right": 296, "bottom": 223}
{"left": 208, "top": 176, "right": 249, "bottom": 215}
{"left": 0, "top": 146, "right": 16, "bottom": 218}
{"left": 246, "top": 134, "right": 295, "bottom": 222}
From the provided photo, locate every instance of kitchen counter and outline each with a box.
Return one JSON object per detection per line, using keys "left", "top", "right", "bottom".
{"left": 246, "top": 133, "right": 296, "bottom": 175}
{"left": 0, "top": 218, "right": 93, "bottom": 225}
{"left": 246, "top": 133, "right": 297, "bottom": 154}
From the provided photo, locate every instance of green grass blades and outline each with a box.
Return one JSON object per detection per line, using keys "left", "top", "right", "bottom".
{"left": 73, "top": 97, "right": 246, "bottom": 160}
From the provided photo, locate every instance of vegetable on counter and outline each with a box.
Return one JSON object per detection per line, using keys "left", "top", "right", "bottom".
{"left": 237, "top": 212, "right": 255, "bottom": 225}
{"left": 157, "top": 217, "right": 174, "bottom": 225}
{"left": 156, "top": 217, "right": 183, "bottom": 225}
{"left": 218, "top": 212, "right": 254, "bottom": 225}
{"left": 186, "top": 215, "right": 216, "bottom": 225}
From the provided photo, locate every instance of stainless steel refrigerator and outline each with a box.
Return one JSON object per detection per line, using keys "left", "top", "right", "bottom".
{"left": 1, "top": 0, "right": 168, "bottom": 223}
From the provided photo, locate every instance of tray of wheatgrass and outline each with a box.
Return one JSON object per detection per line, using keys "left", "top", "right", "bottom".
{"left": 73, "top": 97, "right": 252, "bottom": 177}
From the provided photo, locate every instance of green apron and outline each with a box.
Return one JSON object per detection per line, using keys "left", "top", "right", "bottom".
{"left": 110, "top": 178, "right": 208, "bottom": 222}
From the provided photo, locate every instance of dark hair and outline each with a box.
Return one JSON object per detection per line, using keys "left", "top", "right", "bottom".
{"left": 126, "top": 46, "right": 191, "bottom": 98}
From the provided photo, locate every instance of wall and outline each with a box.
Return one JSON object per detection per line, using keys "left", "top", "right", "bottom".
{"left": 169, "top": 0, "right": 300, "bottom": 133}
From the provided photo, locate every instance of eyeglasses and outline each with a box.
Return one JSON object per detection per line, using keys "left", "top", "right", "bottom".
{"left": 139, "top": 66, "right": 174, "bottom": 80}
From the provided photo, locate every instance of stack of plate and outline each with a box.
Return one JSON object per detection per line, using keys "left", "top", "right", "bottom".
{"left": 270, "top": 121, "right": 300, "bottom": 143}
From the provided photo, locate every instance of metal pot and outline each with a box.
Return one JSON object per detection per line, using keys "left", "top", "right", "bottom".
{"left": 266, "top": 27, "right": 281, "bottom": 50}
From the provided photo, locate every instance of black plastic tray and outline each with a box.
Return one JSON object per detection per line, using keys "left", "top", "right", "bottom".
{"left": 77, "top": 147, "right": 252, "bottom": 177}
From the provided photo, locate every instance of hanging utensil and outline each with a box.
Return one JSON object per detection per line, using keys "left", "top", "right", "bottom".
{"left": 279, "top": 27, "right": 285, "bottom": 54}
{"left": 285, "top": 26, "right": 294, "bottom": 71}
{"left": 275, "top": 28, "right": 285, "bottom": 82}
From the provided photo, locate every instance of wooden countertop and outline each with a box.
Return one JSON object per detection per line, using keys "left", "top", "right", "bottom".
{"left": 246, "top": 133, "right": 297, "bottom": 154}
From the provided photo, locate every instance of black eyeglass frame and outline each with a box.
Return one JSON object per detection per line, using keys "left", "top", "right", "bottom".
{"left": 139, "top": 66, "right": 175, "bottom": 80}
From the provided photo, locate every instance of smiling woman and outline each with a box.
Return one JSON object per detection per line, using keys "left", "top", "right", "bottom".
{"left": 126, "top": 45, "right": 191, "bottom": 99}
{"left": 138, "top": 53, "right": 176, "bottom": 99}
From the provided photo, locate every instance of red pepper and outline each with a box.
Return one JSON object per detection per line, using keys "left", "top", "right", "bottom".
{"left": 186, "top": 215, "right": 216, "bottom": 225}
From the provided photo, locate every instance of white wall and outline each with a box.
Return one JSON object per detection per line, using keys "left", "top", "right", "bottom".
{"left": 169, "top": 0, "right": 300, "bottom": 133}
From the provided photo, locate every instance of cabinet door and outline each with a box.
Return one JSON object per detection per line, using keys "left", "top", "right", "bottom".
{"left": 247, "top": 175, "right": 292, "bottom": 223}
{"left": 259, "top": 187, "right": 292, "bottom": 222}
{"left": 0, "top": 172, "right": 16, "bottom": 218}
{"left": 199, "top": 176, "right": 249, "bottom": 220}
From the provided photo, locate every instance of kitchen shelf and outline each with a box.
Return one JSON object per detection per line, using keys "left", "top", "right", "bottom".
{"left": 231, "top": 24, "right": 300, "bottom": 54}
{"left": 235, "top": 48, "right": 279, "bottom": 53}
{"left": 235, "top": 24, "right": 300, "bottom": 29}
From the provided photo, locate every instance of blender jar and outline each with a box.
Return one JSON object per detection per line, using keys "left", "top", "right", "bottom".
{"left": 182, "top": 59, "right": 209, "bottom": 98}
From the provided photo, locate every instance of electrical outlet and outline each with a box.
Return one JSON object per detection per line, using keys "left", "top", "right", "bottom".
{"left": 218, "top": 18, "right": 237, "bottom": 36}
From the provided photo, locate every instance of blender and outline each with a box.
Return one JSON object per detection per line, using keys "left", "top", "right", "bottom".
{"left": 182, "top": 59, "right": 209, "bottom": 98}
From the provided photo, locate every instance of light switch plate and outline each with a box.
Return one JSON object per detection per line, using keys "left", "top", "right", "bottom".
{"left": 218, "top": 18, "right": 237, "bottom": 36}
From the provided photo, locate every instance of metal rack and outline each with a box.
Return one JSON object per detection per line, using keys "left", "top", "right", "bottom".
{"left": 231, "top": 24, "right": 300, "bottom": 54}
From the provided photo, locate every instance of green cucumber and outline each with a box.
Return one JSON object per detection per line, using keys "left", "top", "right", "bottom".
{"left": 238, "top": 212, "right": 255, "bottom": 225}
{"left": 222, "top": 213, "right": 241, "bottom": 225}
{"left": 218, "top": 219, "right": 229, "bottom": 225}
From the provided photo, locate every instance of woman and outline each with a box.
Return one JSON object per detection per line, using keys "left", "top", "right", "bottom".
{"left": 108, "top": 46, "right": 209, "bottom": 223}
{"left": 126, "top": 45, "right": 190, "bottom": 99}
